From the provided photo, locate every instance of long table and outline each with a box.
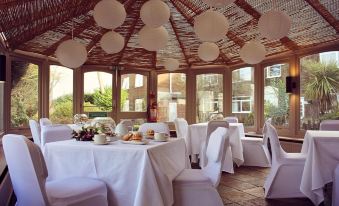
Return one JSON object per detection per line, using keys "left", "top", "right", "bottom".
{"left": 44, "top": 138, "right": 189, "bottom": 206}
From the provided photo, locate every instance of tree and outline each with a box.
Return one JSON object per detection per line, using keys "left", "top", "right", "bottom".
{"left": 302, "top": 60, "right": 339, "bottom": 114}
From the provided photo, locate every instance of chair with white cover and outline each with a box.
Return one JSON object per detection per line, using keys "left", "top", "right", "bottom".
{"left": 138, "top": 122, "right": 170, "bottom": 135}
{"left": 333, "top": 164, "right": 339, "bottom": 206}
{"left": 120, "top": 119, "right": 133, "bottom": 132}
{"left": 199, "top": 121, "right": 231, "bottom": 172}
{"left": 29, "top": 119, "right": 41, "bottom": 147}
{"left": 40, "top": 124, "right": 73, "bottom": 147}
{"left": 39, "top": 118, "right": 52, "bottom": 126}
{"left": 263, "top": 122, "right": 306, "bottom": 198}
{"left": 224, "top": 116, "right": 238, "bottom": 123}
{"left": 3, "top": 134, "right": 108, "bottom": 206}
{"left": 173, "top": 127, "right": 229, "bottom": 206}
{"left": 174, "top": 118, "right": 188, "bottom": 139}
{"left": 320, "top": 120, "right": 339, "bottom": 131}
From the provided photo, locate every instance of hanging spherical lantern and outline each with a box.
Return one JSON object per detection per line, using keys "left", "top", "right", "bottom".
{"left": 55, "top": 39, "right": 87, "bottom": 68}
{"left": 202, "top": 0, "right": 235, "bottom": 8}
{"left": 239, "top": 41, "right": 266, "bottom": 64}
{"left": 258, "top": 10, "right": 291, "bottom": 40}
{"left": 194, "top": 10, "right": 229, "bottom": 42}
{"left": 93, "top": 0, "right": 126, "bottom": 29}
{"left": 164, "top": 58, "right": 180, "bottom": 71}
{"left": 138, "top": 26, "right": 168, "bottom": 51}
{"left": 140, "top": 0, "right": 170, "bottom": 28}
{"left": 100, "top": 31, "right": 125, "bottom": 54}
{"left": 198, "top": 42, "right": 220, "bottom": 62}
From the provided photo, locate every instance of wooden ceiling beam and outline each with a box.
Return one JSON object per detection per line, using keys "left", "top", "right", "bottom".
{"left": 169, "top": 16, "right": 191, "bottom": 66}
{"left": 304, "top": 0, "right": 339, "bottom": 33}
{"left": 234, "top": 0, "right": 299, "bottom": 50}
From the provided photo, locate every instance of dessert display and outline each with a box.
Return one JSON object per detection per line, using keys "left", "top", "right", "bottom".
{"left": 145, "top": 129, "right": 155, "bottom": 139}
{"left": 122, "top": 133, "right": 133, "bottom": 141}
{"left": 122, "top": 132, "right": 143, "bottom": 142}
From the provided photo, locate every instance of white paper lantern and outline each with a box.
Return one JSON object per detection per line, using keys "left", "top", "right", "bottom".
{"left": 194, "top": 10, "right": 229, "bottom": 42}
{"left": 202, "top": 0, "right": 235, "bottom": 7}
{"left": 198, "top": 42, "right": 220, "bottom": 62}
{"left": 100, "top": 31, "right": 124, "bottom": 54}
{"left": 138, "top": 26, "right": 168, "bottom": 51}
{"left": 55, "top": 39, "right": 87, "bottom": 68}
{"left": 140, "top": 0, "right": 170, "bottom": 28}
{"left": 93, "top": 0, "right": 126, "bottom": 29}
{"left": 239, "top": 41, "right": 266, "bottom": 64}
{"left": 258, "top": 10, "right": 291, "bottom": 40}
{"left": 164, "top": 58, "right": 179, "bottom": 71}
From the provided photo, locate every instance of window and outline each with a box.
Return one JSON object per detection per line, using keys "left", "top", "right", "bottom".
{"left": 121, "top": 73, "right": 147, "bottom": 112}
{"left": 232, "top": 67, "right": 255, "bottom": 126}
{"left": 49, "top": 65, "right": 73, "bottom": 123}
{"left": 196, "top": 73, "right": 223, "bottom": 123}
{"left": 264, "top": 63, "right": 290, "bottom": 127}
{"left": 83, "top": 71, "right": 112, "bottom": 112}
{"left": 300, "top": 51, "right": 339, "bottom": 130}
{"left": 0, "top": 81, "right": 4, "bottom": 131}
{"left": 157, "top": 73, "right": 186, "bottom": 122}
{"left": 122, "top": 77, "right": 129, "bottom": 89}
{"left": 10, "top": 60, "right": 39, "bottom": 127}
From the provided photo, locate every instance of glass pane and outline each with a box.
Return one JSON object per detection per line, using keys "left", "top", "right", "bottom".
{"left": 0, "top": 81, "right": 4, "bottom": 131}
{"left": 196, "top": 73, "right": 223, "bottom": 123}
{"left": 264, "top": 63, "right": 290, "bottom": 127}
{"left": 11, "top": 60, "right": 39, "bottom": 127}
{"left": 121, "top": 74, "right": 147, "bottom": 112}
{"left": 300, "top": 51, "right": 339, "bottom": 130}
{"left": 232, "top": 67, "right": 255, "bottom": 126}
{"left": 49, "top": 65, "right": 73, "bottom": 123}
{"left": 157, "top": 73, "right": 186, "bottom": 122}
{"left": 84, "top": 72, "right": 112, "bottom": 112}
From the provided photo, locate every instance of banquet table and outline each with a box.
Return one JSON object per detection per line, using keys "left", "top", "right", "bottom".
{"left": 186, "top": 122, "right": 245, "bottom": 172}
{"left": 44, "top": 138, "right": 189, "bottom": 206}
{"left": 300, "top": 130, "right": 339, "bottom": 205}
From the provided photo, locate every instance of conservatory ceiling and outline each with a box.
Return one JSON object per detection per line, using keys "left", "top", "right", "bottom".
{"left": 0, "top": 0, "right": 338, "bottom": 69}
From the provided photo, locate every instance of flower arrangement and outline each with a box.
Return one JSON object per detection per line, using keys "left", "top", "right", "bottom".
{"left": 72, "top": 125, "right": 102, "bottom": 141}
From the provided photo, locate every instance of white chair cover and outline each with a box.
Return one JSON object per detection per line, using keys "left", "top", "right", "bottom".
{"left": 333, "top": 165, "right": 339, "bottom": 206}
{"left": 173, "top": 127, "right": 228, "bottom": 206}
{"left": 39, "top": 118, "right": 52, "bottom": 126}
{"left": 224, "top": 116, "right": 238, "bottom": 123}
{"left": 40, "top": 125, "right": 73, "bottom": 148}
{"left": 138, "top": 122, "right": 170, "bottom": 135}
{"left": 29, "top": 119, "right": 41, "bottom": 147}
{"left": 263, "top": 123, "right": 306, "bottom": 198}
{"left": 199, "top": 121, "right": 230, "bottom": 169}
{"left": 2, "top": 134, "right": 108, "bottom": 206}
{"left": 120, "top": 119, "right": 133, "bottom": 131}
{"left": 320, "top": 120, "right": 339, "bottom": 131}
{"left": 174, "top": 118, "right": 188, "bottom": 139}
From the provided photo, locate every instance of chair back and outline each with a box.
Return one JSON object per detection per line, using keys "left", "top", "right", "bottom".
{"left": 29, "top": 119, "right": 41, "bottom": 147}
{"left": 262, "top": 118, "right": 272, "bottom": 164}
{"left": 206, "top": 120, "right": 229, "bottom": 147}
{"left": 138, "top": 122, "right": 170, "bottom": 135}
{"left": 265, "top": 122, "right": 286, "bottom": 164}
{"left": 39, "top": 118, "right": 52, "bottom": 126}
{"left": 174, "top": 118, "right": 188, "bottom": 138}
{"left": 320, "top": 120, "right": 339, "bottom": 131}
{"left": 202, "top": 127, "right": 229, "bottom": 187}
{"left": 3, "top": 134, "right": 49, "bottom": 206}
{"left": 120, "top": 119, "right": 133, "bottom": 132}
{"left": 224, "top": 116, "right": 238, "bottom": 123}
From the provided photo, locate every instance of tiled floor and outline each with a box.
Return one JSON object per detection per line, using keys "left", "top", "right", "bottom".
{"left": 217, "top": 166, "right": 314, "bottom": 206}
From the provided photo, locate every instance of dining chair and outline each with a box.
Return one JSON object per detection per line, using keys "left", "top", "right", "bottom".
{"left": 174, "top": 118, "right": 188, "bottom": 139}
{"left": 3, "top": 134, "right": 108, "bottom": 206}
{"left": 224, "top": 116, "right": 238, "bottom": 123}
{"left": 320, "top": 120, "right": 339, "bottom": 131}
{"left": 199, "top": 120, "right": 229, "bottom": 168}
{"left": 263, "top": 122, "right": 306, "bottom": 198}
{"left": 173, "top": 127, "right": 229, "bottom": 206}
{"left": 138, "top": 122, "right": 170, "bottom": 135}
{"left": 39, "top": 118, "right": 52, "bottom": 126}
{"left": 29, "top": 119, "right": 41, "bottom": 147}
{"left": 333, "top": 164, "right": 339, "bottom": 206}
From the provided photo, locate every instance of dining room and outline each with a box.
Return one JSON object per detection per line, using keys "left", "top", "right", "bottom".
{"left": 0, "top": 0, "right": 339, "bottom": 206}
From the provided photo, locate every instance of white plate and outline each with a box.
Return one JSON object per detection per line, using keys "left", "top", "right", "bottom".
{"left": 152, "top": 139, "right": 168, "bottom": 142}
{"left": 120, "top": 140, "right": 148, "bottom": 145}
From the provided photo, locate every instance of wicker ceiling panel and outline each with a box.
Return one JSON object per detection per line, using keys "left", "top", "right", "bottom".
{"left": 0, "top": 0, "right": 338, "bottom": 69}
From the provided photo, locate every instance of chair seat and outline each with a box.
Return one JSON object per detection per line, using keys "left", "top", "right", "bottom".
{"left": 282, "top": 153, "right": 307, "bottom": 163}
{"left": 174, "top": 169, "right": 212, "bottom": 186}
{"left": 241, "top": 137, "right": 263, "bottom": 144}
{"left": 46, "top": 177, "right": 107, "bottom": 205}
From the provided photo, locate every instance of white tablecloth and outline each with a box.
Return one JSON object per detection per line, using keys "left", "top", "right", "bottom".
{"left": 186, "top": 122, "right": 245, "bottom": 167}
{"left": 44, "top": 138, "right": 188, "bottom": 206}
{"left": 300, "top": 130, "right": 339, "bottom": 205}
